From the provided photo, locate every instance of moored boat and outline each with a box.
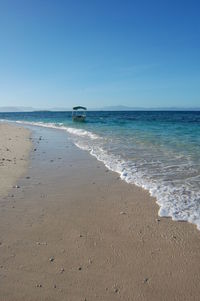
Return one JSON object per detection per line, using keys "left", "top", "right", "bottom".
{"left": 72, "top": 106, "right": 87, "bottom": 122}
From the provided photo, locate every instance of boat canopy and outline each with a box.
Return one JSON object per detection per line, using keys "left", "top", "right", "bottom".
{"left": 73, "top": 106, "right": 87, "bottom": 110}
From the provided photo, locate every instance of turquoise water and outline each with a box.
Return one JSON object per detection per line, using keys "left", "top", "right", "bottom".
{"left": 1, "top": 111, "right": 200, "bottom": 229}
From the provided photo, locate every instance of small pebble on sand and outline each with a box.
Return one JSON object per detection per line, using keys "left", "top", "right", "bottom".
{"left": 113, "top": 285, "right": 119, "bottom": 293}
{"left": 49, "top": 257, "right": 54, "bottom": 262}
{"left": 36, "top": 241, "right": 47, "bottom": 245}
{"left": 36, "top": 284, "right": 42, "bottom": 288}
{"left": 13, "top": 185, "right": 20, "bottom": 188}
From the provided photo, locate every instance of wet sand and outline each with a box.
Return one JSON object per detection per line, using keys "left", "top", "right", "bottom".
{"left": 0, "top": 124, "right": 200, "bottom": 301}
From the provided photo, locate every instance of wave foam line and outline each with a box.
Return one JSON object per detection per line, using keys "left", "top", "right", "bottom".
{"left": 13, "top": 120, "right": 100, "bottom": 140}
{"left": 74, "top": 140, "right": 200, "bottom": 231}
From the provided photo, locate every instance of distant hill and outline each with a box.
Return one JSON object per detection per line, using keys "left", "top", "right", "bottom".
{"left": 0, "top": 106, "right": 72, "bottom": 112}
{"left": 0, "top": 106, "right": 35, "bottom": 112}
{"left": 99, "top": 106, "right": 200, "bottom": 111}
{"left": 0, "top": 106, "right": 200, "bottom": 112}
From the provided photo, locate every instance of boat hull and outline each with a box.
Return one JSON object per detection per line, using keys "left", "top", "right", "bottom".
{"left": 72, "top": 116, "right": 86, "bottom": 122}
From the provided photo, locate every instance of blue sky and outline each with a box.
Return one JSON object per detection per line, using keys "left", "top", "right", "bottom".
{"left": 0, "top": 0, "right": 199, "bottom": 109}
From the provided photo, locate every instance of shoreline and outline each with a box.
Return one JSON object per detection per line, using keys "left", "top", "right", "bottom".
{"left": 0, "top": 123, "right": 200, "bottom": 300}
{"left": 4, "top": 119, "right": 199, "bottom": 230}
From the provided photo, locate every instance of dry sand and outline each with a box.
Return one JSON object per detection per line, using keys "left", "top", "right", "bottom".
{"left": 0, "top": 123, "right": 31, "bottom": 197}
{"left": 0, "top": 124, "right": 200, "bottom": 301}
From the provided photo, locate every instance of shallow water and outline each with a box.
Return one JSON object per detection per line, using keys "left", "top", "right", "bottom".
{"left": 1, "top": 111, "right": 200, "bottom": 229}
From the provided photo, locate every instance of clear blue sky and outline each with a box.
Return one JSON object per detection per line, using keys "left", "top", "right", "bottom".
{"left": 0, "top": 0, "right": 199, "bottom": 109}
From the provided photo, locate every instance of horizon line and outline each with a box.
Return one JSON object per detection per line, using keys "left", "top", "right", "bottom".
{"left": 0, "top": 105, "right": 200, "bottom": 112}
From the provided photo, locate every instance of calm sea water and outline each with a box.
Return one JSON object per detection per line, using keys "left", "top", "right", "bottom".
{"left": 1, "top": 111, "right": 200, "bottom": 229}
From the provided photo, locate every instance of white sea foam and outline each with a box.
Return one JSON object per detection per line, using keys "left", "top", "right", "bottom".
{"left": 2, "top": 119, "right": 200, "bottom": 230}
{"left": 14, "top": 120, "right": 99, "bottom": 139}
{"left": 65, "top": 127, "right": 99, "bottom": 139}
{"left": 74, "top": 139, "right": 200, "bottom": 230}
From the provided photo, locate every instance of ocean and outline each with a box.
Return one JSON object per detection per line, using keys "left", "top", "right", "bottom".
{"left": 1, "top": 111, "right": 200, "bottom": 229}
